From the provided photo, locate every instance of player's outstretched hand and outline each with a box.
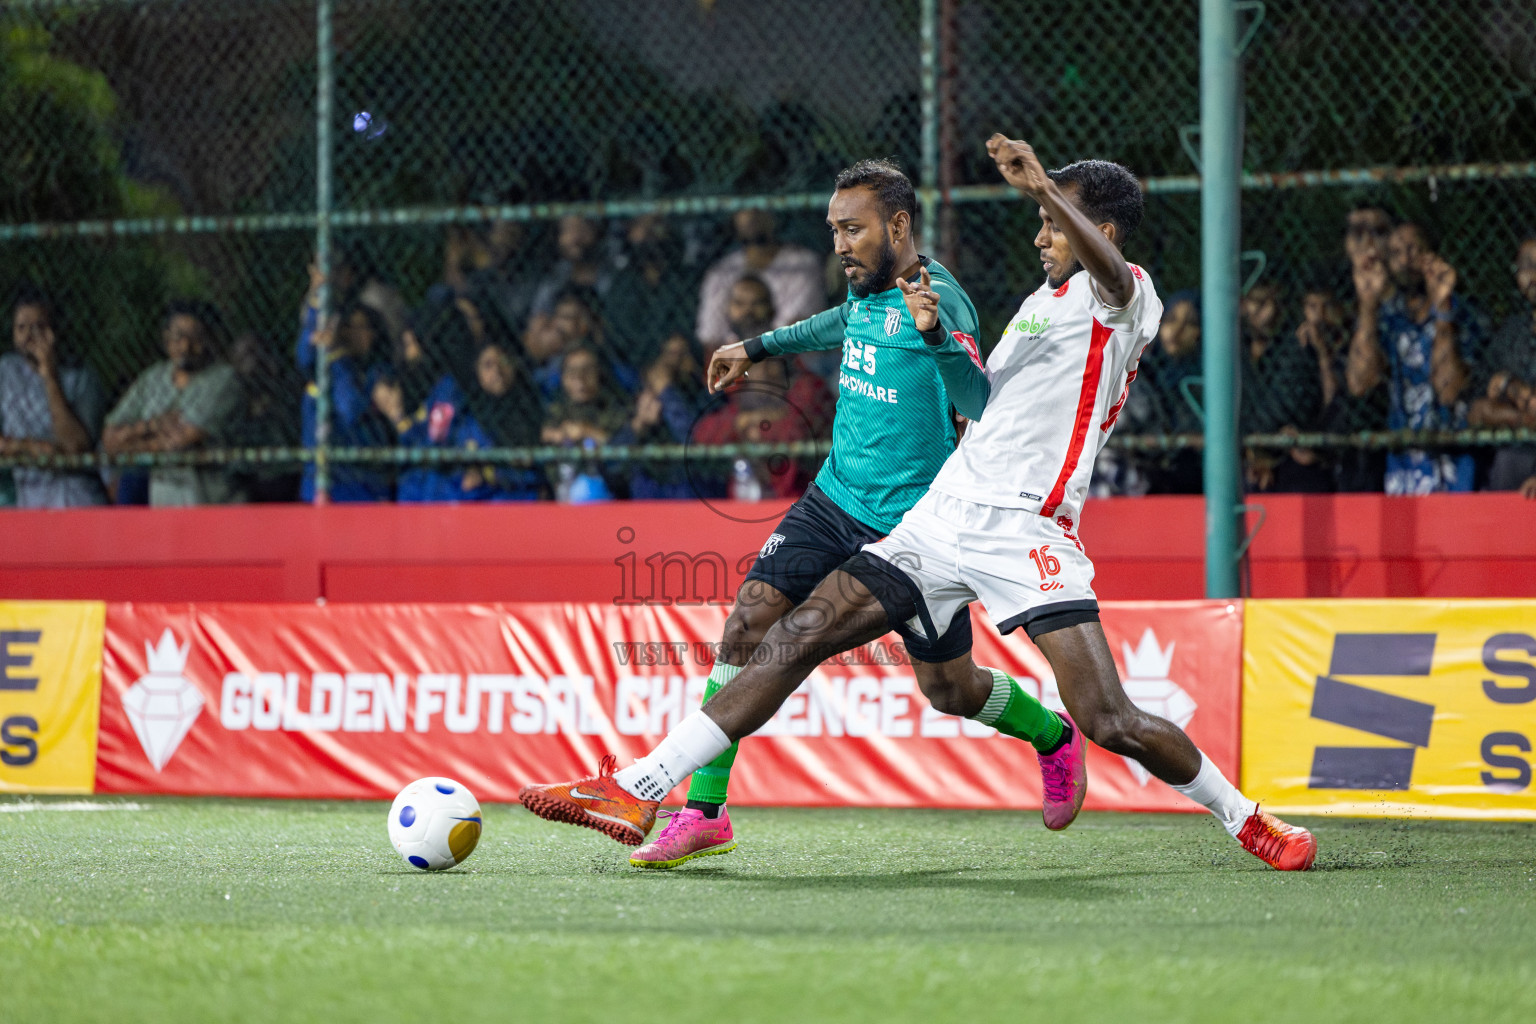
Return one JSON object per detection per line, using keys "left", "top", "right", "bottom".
{"left": 897, "top": 266, "right": 940, "bottom": 332}
{"left": 707, "top": 342, "right": 752, "bottom": 394}
{"left": 988, "top": 133, "right": 1050, "bottom": 197}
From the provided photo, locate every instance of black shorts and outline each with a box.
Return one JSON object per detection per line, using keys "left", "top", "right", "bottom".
{"left": 742, "top": 483, "right": 973, "bottom": 663}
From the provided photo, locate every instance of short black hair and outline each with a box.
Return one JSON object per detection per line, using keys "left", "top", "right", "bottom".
{"left": 834, "top": 158, "right": 918, "bottom": 224}
{"left": 1395, "top": 220, "right": 1441, "bottom": 252}
{"left": 162, "top": 298, "right": 228, "bottom": 350}
{"left": 732, "top": 273, "right": 773, "bottom": 300}
{"left": 1045, "top": 160, "right": 1144, "bottom": 245}
{"left": 11, "top": 283, "right": 59, "bottom": 327}
{"left": 1348, "top": 197, "right": 1398, "bottom": 221}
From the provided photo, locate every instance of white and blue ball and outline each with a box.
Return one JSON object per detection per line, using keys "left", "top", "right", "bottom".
{"left": 387, "top": 777, "right": 482, "bottom": 871}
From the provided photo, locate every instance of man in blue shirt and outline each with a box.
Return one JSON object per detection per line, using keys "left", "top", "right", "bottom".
{"left": 1346, "top": 222, "right": 1481, "bottom": 493}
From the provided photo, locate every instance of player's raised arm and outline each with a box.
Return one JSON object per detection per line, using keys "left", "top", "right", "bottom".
{"left": 987, "top": 133, "right": 1135, "bottom": 308}
{"left": 899, "top": 266, "right": 991, "bottom": 421}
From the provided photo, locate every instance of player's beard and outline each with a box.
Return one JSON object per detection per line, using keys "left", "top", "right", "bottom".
{"left": 848, "top": 235, "right": 899, "bottom": 298}
{"left": 1047, "top": 257, "right": 1081, "bottom": 291}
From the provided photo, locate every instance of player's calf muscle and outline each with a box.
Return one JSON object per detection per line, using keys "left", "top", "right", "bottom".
{"left": 1038, "top": 622, "right": 1200, "bottom": 781}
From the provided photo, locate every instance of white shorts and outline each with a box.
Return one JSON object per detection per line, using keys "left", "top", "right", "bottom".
{"left": 860, "top": 489, "right": 1099, "bottom": 642}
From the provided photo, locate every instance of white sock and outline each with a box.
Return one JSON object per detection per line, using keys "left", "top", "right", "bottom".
{"left": 1170, "top": 752, "right": 1257, "bottom": 836}
{"left": 613, "top": 711, "right": 731, "bottom": 802}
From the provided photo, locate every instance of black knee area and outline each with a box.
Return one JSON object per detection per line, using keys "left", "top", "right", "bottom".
{"left": 839, "top": 552, "right": 932, "bottom": 639}
{"left": 998, "top": 600, "right": 1101, "bottom": 640}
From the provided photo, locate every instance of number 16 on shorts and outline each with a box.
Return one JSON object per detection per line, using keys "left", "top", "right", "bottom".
{"left": 1029, "top": 546, "right": 1064, "bottom": 592}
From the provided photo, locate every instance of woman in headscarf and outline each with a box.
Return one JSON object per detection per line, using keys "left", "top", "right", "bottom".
{"left": 395, "top": 339, "right": 546, "bottom": 502}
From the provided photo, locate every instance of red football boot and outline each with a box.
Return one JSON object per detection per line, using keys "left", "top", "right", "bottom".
{"left": 1236, "top": 807, "right": 1317, "bottom": 871}
{"left": 518, "top": 754, "right": 659, "bottom": 847}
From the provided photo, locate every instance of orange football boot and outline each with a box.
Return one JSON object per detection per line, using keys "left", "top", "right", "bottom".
{"left": 518, "top": 754, "right": 659, "bottom": 846}
{"left": 1236, "top": 807, "right": 1317, "bottom": 871}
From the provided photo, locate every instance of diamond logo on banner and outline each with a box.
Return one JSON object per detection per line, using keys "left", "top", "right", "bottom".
{"left": 122, "top": 629, "right": 204, "bottom": 772}
{"left": 1120, "top": 629, "right": 1196, "bottom": 786}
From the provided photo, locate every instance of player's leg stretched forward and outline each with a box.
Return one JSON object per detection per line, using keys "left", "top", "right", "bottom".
{"left": 520, "top": 568, "right": 1084, "bottom": 849}
{"left": 522, "top": 556, "right": 1314, "bottom": 870}
{"left": 1033, "top": 620, "right": 1315, "bottom": 870}
{"left": 623, "top": 578, "right": 792, "bottom": 868}
{"left": 628, "top": 517, "right": 1078, "bottom": 869}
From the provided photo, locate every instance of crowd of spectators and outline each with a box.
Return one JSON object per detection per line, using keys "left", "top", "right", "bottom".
{"left": 1098, "top": 207, "right": 1536, "bottom": 500}
{"left": 1, "top": 210, "right": 833, "bottom": 508}
{"left": 5, "top": 205, "right": 1536, "bottom": 509}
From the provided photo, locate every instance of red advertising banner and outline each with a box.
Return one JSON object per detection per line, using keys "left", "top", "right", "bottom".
{"left": 97, "top": 600, "right": 1241, "bottom": 811}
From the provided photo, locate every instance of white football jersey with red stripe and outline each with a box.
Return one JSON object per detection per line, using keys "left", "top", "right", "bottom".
{"left": 929, "top": 264, "right": 1162, "bottom": 523}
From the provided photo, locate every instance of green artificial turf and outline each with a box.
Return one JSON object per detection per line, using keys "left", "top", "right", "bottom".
{"left": 1, "top": 796, "right": 1532, "bottom": 1023}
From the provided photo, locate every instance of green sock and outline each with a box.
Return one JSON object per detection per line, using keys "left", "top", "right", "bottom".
{"left": 685, "top": 660, "right": 742, "bottom": 805}
{"left": 971, "top": 667, "right": 1065, "bottom": 753}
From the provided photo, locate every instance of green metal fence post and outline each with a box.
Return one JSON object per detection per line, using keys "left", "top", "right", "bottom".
{"left": 1200, "top": 0, "right": 1242, "bottom": 598}
{"left": 312, "top": 0, "right": 335, "bottom": 504}
{"left": 918, "top": 0, "right": 939, "bottom": 255}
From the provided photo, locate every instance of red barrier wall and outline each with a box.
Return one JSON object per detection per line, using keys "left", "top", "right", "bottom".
{"left": 2, "top": 493, "right": 1533, "bottom": 603}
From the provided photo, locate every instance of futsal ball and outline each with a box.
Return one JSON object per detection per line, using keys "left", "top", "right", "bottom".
{"left": 387, "top": 777, "right": 482, "bottom": 871}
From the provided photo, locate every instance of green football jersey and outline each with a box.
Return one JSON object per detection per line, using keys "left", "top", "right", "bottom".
{"left": 754, "top": 257, "right": 987, "bottom": 532}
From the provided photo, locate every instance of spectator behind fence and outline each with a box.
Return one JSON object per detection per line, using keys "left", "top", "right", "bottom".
{"left": 527, "top": 288, "right": 638, "bottom": 399}
{"left": 1126, "top": 289, "right": 1204, "bottom": 494}
{"left": 475, "top": 220, "right": 544, "bottom": 335}
{"left": 387, "top": 313, "right": 438, "bottom": 420}
{"left": 1348, "top": 222, "right": 1482, "bottom": 493}
{"left": 695, "top": 209, "right": 823, "bottom": 353}
{"left": 542, "top": 346, "right": 628, "bottom": 446}
{"left": 611, "top": 355, "right": 703, "bottom": 500}
{"left": 1298, "top": 283, "right": 1349, "bottom": 411}
{"left": 1469, "top": 234, "right": 1536, "bottom": 495}
{"left": 330, "top": 242, "right": 410, "bottom": 353}
{"left": 0, "top": 288, "right": 106, "bottom": 507}
{"left": 395, "top": 341, "right": 545, "bottom": 503}
{"left": 102, "top": 300, "right": 242, "bottom": 506}
{"left": 652, "top": 331, "right": 707, "bottom": 407}
{"left": 604, "top": 214, "right": 698, "bottom": 371}
{"left": 529, "top": 216, "right": 616, "bottom": 320}
{"left": 431, "top": 221, "right": 540, "bottom": 337}
{"left": 723, "top": 273, "right": 834, "bottom": 436}
{"left": 692, "top": 356, "right": 821, "bottom": 500}
{"left": 1331, "top": 205, "right": 1395, "bottom": 490}
{"left": 225, "top": 332, "right": 301, "bottom": 503}
{"left": 542, "top": 345, "right": 628, "bottom": 501}
{"left": 297, "top": 281, "right": 394, "bottom": 502}
{"left": 1239, "top": 281, "right": 1329, "bottom": 493}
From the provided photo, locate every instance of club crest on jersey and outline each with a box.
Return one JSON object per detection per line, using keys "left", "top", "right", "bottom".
{"left": 760, "top": 533, "right": 786, "bottom": 557}
{"left": 884, "top": 306, "right": 902, "bottom": 336}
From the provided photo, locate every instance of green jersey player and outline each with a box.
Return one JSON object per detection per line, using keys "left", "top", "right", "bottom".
{"left": 603, "top": 160, "right": 1088, "bottom": 867}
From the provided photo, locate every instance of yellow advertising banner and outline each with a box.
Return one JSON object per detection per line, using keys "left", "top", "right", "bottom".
{"left": 1244, "top": 600, "right": 1536, "bottom": 819}
{"left": 0, "top": 601, "right": 105, "bottom": 793}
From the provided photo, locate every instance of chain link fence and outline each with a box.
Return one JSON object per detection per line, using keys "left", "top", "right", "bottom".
{"left": 3, "top": 0, "right": 1535, "bottom": 507}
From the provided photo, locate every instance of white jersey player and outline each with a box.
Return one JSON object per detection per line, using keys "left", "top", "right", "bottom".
{"left": 517, "top": 135, "right": 1318, "bottom": 873}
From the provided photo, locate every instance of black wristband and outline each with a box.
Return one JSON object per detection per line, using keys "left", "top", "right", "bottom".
{"left": 918, "top": 324, "right": 946, "bottom": 347}
{"left": 742, "top": 335, "right": 769, "bottom": 362}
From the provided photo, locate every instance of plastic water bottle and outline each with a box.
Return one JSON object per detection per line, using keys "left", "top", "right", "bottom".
{"left": 555, "top": 461, "right": 576, "bottom": 503}
{"left": 731, "top": 458, "right": 762, "bottom": 502}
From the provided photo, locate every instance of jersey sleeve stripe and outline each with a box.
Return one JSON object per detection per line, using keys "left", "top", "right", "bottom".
{"left": 1040, "top": 317, "right": 1113, "bottom": 518}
